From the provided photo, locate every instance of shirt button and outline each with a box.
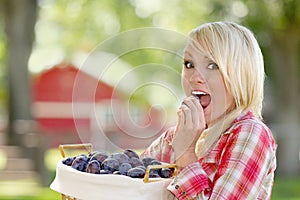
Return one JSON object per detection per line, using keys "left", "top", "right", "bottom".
{"left": 175, "top": 185, "right": 179, "bottom": 189}
{"left": 182, "top": 191, "right": 186, "bottom": 195}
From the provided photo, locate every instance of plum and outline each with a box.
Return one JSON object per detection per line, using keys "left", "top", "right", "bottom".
{"left": 142, "top": 157, "right": 156, "bottom": 168}
{"left": 119, "top": 163, "right": 132, "bottom": 175}
{"left": 63, "top": 148, "right": 173, "bottom": 179}
{"left": 110, "top": 153, "right": 130, "bottom": 164}
{"left": 130, "top": 157, "right": 144, "bottom": 167}
{"left": 127, "top": 167, "right": 146, "bottom": 178}
{"left": 150, "top": 160, "right": 162, "bottom": 165}
{"left": 160, "top": 168, "right": 173, "bottom": 178}
{"left": 136, "top": 165, "right": 146, "bottom": 171}
{"left": 149, "top": 172, "right": 161, "bottom": 178}
{"left": 71, "top": 155, "right": 88, "bottom": 172}
{"left": 90, "top": 151, "right": 109, "bottom": 164}
{"left": 101, "top": 158, "right": 120, "bottom": 172}
{"left": 62, "top": 157, "right": 74, "bottom": 166}
{"left": 123, "top": 149, "right": 139, "bottom": 159}
{"left": 149, "top": 160, "right": 162, "bottom": 174}
{"left": 86, "top": 160, "right": 101, "bottom": 174}
{"left": 78, "top": 154, "right": 88, "bottom": 161}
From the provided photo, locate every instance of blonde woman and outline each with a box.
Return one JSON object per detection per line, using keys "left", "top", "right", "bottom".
{"left": 142, "top": 22, "right": 277, "bottom": 199}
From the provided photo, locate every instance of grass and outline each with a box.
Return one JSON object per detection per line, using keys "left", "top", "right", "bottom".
{"left": 272, "top": 176, "right": 300, "bottom": 200}
{"left": 0, "top": 187, "right": 60, "bottom": 200}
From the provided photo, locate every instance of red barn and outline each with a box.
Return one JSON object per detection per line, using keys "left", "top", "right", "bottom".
{"left": 32, "top": 63, "right": 122, "bottom": 147}
{"left": 32, "top": 63, "right": 166, "bottom": 150}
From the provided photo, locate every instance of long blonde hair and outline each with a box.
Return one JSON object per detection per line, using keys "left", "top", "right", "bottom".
{"left": 188, "top": 22, "right": 266, "bottom": 158}
{"left": 188, "top": 21, "right": 265, "bottom": 118}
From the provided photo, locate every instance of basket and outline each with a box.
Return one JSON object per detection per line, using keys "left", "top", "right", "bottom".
{"left": 50, "top": 144, "right": 177, "bottom": 200}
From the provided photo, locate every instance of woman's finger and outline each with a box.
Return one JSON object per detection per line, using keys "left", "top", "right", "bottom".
{"left": 181, "top": 103, "right": 192, "bottom": 127}
{"left": 176, "top": 108, "right": 184, "bottom": 131}
{"left": 182, "top": 96, "right": 201, "bottom": 126}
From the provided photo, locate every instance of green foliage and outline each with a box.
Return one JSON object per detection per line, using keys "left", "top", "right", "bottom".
{"left": 37, "top": 0, "right": 151, "bottom": 58}
{"left": 34, "top": 0, "right": 300, "bottom": 73}
{"left": 0, "top": 7, "right": 8, "bottom": 114}
{"left": 1, "top": 0, "right": 300, "bottom": 109}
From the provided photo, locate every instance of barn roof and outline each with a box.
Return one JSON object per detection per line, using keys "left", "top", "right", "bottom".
{"left": 32, "top": 63, "right": 119, "bottom": 102}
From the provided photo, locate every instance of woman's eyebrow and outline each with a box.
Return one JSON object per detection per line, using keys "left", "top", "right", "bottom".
{"left": 203, "top": 56, "right": 213, "bottom": 62}
{"left": 184, "top": 51, "right": 193, "bottom": 58}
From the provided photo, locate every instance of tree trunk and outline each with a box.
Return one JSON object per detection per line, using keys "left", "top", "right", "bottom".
{"left": 269, "top": 27, "right": 300, "bottom": 176}
{"left": 3, "top": 0, "right": 37, "bottom": 145}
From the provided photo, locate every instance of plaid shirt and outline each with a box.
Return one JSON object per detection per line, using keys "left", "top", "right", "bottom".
{"left": 141, "top": 111, "right": 277, "bottom": 200}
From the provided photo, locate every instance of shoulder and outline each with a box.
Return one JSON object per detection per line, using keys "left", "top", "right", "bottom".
{"left": 229, "top": 114, "right": 276, "bottom": 150}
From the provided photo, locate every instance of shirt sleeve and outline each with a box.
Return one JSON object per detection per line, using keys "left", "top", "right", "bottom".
{"left": 167, "top": 162, "right": 211, "bottom": 200}
{"left": 167, "top": 122, "right": 276, "bottom": 200}
{"left": 140, "top": 127, "right": 175, "bottom": 163}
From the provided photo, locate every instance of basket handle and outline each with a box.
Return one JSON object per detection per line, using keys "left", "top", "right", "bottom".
{"left": 143, "top": 164, "right": 177, "bottom": 183}
{"left": 59, "top": 143, "right": 93, "bottom": 158}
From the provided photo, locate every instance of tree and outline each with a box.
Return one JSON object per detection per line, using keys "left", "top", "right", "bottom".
{"left": 2, "top": 0, "right": 298, "bottom": 177}
{"left": 241, "top": 0, "right": 300, "bottom": 177}
{"left": 1, "top": 0, "right": 37, "bottom": 145}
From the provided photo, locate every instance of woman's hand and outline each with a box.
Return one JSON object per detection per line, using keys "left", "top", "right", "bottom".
{"left": 171, "top": 96, "right": 206, "bottom": 168}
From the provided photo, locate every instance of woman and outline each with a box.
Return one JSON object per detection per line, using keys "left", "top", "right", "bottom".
{"left": 141, "top": 22, "right": 277, "bottom": 199}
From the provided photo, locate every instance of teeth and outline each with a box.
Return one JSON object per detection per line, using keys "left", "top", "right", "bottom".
{"left": 192, "top": 91, "right": 207, "bottom": 96}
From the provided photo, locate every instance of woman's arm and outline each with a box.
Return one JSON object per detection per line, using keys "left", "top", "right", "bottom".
{"left": 167, "top": 122, "right": 276, "bottom": 200}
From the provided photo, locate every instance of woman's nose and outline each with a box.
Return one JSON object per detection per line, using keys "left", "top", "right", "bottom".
{"left": 190, "top": 69, "right": 205, "bottom": 84}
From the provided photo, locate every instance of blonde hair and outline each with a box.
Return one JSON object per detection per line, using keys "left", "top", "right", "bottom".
{"left": 188, "top": 21, "right": 265, "bottom": 119}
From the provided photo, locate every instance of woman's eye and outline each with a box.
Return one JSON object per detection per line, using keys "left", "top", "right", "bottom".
{"left": 207, "top": 62, "right": 219, "bottom": 70}
{"left": 184, "top": 61, "right": 194, "bottom": 69}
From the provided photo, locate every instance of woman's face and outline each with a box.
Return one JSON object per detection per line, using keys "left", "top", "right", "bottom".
{"left": 182, "top": 42, "right": 235, "bottom": 126}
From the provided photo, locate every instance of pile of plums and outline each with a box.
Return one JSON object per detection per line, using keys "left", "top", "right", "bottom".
{"left": 62, "top": 149, "right": 174, "bottom": 179}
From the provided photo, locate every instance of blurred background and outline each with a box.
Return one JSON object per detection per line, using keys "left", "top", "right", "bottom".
{"left": 0, "top": 0, "right": 299, "bottom": 199}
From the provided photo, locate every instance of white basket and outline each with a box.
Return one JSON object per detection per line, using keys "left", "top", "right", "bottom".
{"left": 50, "top": 144, "right": 176, "bottom": 200}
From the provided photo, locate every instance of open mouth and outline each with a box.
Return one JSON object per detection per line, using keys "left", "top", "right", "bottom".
{"left": 192, "top": 91, "right": 211, "bottom": 109}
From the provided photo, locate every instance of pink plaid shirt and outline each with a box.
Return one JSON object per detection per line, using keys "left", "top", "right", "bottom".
{"left": 141, "top": 111, "right": 277, "bottom": 200}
